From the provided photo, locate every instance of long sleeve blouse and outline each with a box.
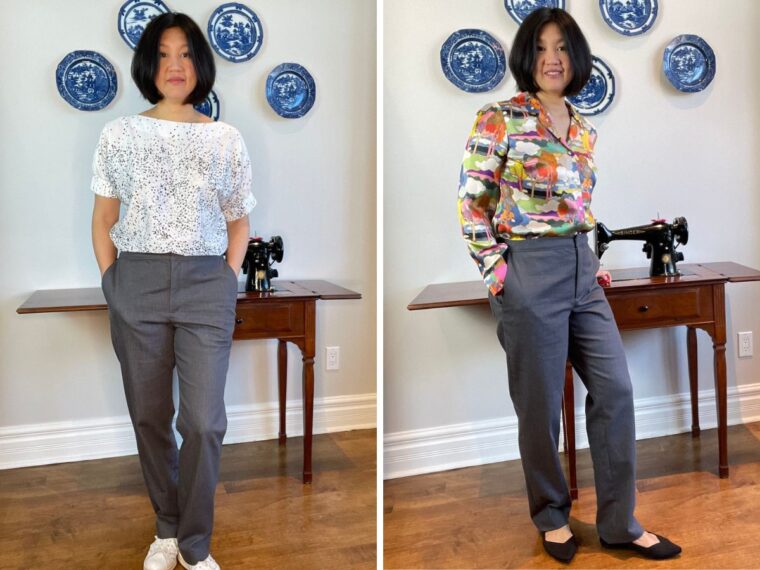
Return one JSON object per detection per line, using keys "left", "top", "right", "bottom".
{"left": 457, "top": 92, "right": 598, "bottom": 295}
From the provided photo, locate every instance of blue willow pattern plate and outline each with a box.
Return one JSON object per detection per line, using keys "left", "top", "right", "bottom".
{"left": 118, "top": 0, "right": 171, "bottom": 50}
{"left": 194, "top": 89, "right": 220, "bottom": 121}
{"left": 568, "top": 55, "right": 615, "bottom": 115}
{"left": 504, "top": 0, "right": 565, "bottom": 25}
{"left": 663, "top": 35, "right": 716, "bottom": 93}
{"left": 207, "top": 3, "right": 264, "bottom": 63}
{"left": 599, "top": 0, "right": 658, "bottom": 36}
{"left": 56, "top": 50, "right": 118, "bottom": 111}
{"left": 266, "top": 63, "right": 316, "bottom": 119}
{"left": 440, "top": 29, "right": 506, "bottom": 93}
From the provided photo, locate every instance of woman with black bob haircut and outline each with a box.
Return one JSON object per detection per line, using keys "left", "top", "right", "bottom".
{"left": 91, "top": 11, "right": 255, "bottom": 570}
{"left": 457, "top": 8, "right": 681, "bottom": 563}
{"left": 508, "top": 8, "right": 592, "bottom": 98}
{"left": 131, "top": 11, "right": 216, "bottom": 106}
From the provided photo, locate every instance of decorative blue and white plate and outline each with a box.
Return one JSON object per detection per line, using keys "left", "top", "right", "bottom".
{"left": 56, "top": 51, "right": 118, "bottom": 111}
{"left": 194, "top": 89, "right": 220, "bottom": 121}
{"left": 568, "top": 55, "right": 615, "bottom": 115}
{"left": 118, "top": 0, "right": 171, "bottom": 50}
{"left": 207, "top": 3, "right": 263, "bottom": 63}
{"left": 266, "top": 63, "right": 316, "bottom": 119}
{"left": 599, "top": 0, "right": 658, "bottom": 36}
{"left": 440, "top": 29, "right": 506, "bottom": 93}
{"left": 504, "top": 0, "right": 565, "bottom": 25}
{"left": 663, "top": 35, "right": 716, "bottom": 93}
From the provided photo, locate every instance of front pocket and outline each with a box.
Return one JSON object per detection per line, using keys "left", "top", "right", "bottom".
{"left": 222, "top": 261, "right": 240, "bottom": 297}
{"left": 222, "top": 261, "right": 239, "bottom": 281}
{"left": 101, "top": 260, "right": 117, "bottom": 287}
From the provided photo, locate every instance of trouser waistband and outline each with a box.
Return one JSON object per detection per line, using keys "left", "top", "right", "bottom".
{"left": 505, "top": 232, "right": 588, "bottom": 251}
{"left": 118, "top": 251, "right": 225, "bottom": 261}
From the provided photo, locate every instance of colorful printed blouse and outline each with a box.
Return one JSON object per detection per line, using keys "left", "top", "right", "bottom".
{"left": 457, "top": 92, "right": 598, "bottom": 295}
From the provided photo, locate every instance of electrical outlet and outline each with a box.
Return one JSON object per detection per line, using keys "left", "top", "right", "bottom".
{"left": 738, "top": 332, "right": 753, "bottom": 358}
{"left": 326, "top": 346, "right": 340, "bottom": 370}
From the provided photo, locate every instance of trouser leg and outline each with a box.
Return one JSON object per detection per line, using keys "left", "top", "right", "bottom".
{"left": 172, "top": 256, "right": 237, "bottom": 564}
{"left": 490, "top": 239, "right": 576, "bottom": 532}
{"left": 568, "top": 243, "right": 644, "bottom": 543}
{"left": 102, "top": 254, "right": 180, "bottom": 538}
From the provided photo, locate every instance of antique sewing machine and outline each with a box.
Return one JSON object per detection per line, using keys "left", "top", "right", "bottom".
{"left": 595, "top": 217, "right": 689, "bottom": 277}
{"left": 242, "top": 235, "right": 284, "bottom": 292}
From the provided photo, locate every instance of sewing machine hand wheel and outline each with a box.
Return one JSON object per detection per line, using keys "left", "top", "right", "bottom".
{"left": 673, "top": 216, "right": 689, "bottom": 246}
{"left": 271, "top": 236, "right": 284, "bottom": 263}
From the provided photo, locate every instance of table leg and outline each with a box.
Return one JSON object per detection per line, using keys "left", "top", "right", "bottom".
{"left": 687, "top": 327, "right": 700, "bottom": 436}
{"left": 563, "top": 361, "right": 577, "bottom": 501}
{"left": 561, "top": 394, "right": 568, "bottom": 454}
{"left": 278, "top": 340, "right": 287, "bottom": 445}
{"left": 712, "top": 285, "right": 729, "bottom": 478}
{"left": 300, "top": 300, "right": 317, "bottom": 484}
{"left": 302, "top": 354, "right": 314, "bottom": 484}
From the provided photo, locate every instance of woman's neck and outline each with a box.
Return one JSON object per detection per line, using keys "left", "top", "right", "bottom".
{"left": 146, "top": 101, "right": 202, "bottom": 122}
{"left": 535, "top": 91, "right": 566, "bottom": 113}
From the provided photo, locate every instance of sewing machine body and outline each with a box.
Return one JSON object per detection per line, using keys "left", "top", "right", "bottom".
{"left": 242, "top": 236, "right": 284, "bottom": 292}
{"left": 595, "top": 217, "right": 688, "bottom": 277}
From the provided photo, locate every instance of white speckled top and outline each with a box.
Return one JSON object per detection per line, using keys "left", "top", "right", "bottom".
{"left": 91, "top": 115, "right": 256, "bottom": 255}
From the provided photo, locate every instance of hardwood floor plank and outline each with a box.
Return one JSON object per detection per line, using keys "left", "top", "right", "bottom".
{"left": 0, "top": 429, "right": 376, "bottom": 569}
{"left": 385, "top": 423, "right": 760, "bottom": 568}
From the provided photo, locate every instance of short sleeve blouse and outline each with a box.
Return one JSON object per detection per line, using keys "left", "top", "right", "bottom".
{"left": 91, "top": 115, "right": 256, "bottom": 255}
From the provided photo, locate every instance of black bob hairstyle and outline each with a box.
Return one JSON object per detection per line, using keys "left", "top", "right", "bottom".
{"left": 508, "top": 8, "right": 592, "bottom": 97}
{"left": 131, "top": 12, "right": 216, "bottom": 106}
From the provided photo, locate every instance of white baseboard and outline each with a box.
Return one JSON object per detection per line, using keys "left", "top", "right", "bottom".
{"left": 383, "top": 383, "right": 760, "bottom": 480}
{"left": 0, "top": 393, "right": 376, "bottom": 471}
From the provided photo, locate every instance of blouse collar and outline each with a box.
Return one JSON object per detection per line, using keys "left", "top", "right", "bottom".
{"left": 513, "top": 92, "right": 590, "bottom": 153}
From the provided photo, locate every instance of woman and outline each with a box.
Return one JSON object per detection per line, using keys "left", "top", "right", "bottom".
{"left": 457, "top": 8, "right": 680, "bottom": 563}
{"left": 91, "top": 12, "right": 254, "bottom": 570}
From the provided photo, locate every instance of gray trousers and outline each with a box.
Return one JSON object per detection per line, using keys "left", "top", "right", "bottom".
{"left": 488, "top": 233, "right": 644, "bottom": 543}
{"left": 101, "top": 252, "right": 238, "bottom": 564}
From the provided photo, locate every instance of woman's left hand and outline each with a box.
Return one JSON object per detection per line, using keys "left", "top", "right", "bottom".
{"left": 596, "top": 269, "right": 612, "bottom": 287}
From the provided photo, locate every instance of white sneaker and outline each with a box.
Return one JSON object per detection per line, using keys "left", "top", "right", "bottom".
{"left": 178, "top": 551, "right": 220, "bottom": 570}
{"left": 144, "top": 536, "right": 179, "bottom": 570}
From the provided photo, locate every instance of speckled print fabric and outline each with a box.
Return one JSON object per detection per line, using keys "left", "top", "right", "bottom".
{"left": 91, "top": 115, "right": 256, "bottom": 255}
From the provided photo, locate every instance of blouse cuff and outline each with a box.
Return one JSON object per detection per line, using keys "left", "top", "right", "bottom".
{"left": 222, "top": 191, "right": 256, "bottom": 222}
{"left": 485, "top": 251, "right": 508, "bottom": 296}
{"left": 91, "top": 175, "right": 117, "bottom": 198}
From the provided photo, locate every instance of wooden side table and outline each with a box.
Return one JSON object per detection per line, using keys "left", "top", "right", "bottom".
{"left": 408, "top": 262, "right": 760, "bottom": 496}
{"left": 17, "top": 279, "right": 361, "bottom": 483}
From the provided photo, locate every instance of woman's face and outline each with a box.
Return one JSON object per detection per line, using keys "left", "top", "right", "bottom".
{"left": 532, "top": 22, "right": 573, "bottom": 98}
{"left": 155, "top": 27, "right": 197, "bottom": 104}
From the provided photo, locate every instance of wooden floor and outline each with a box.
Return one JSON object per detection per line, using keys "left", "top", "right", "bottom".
{"left": 0, "top": 429, "right": 376, "bottom": 570}
{"left": 384, "top": 422, "right": 760, "bottom": 569}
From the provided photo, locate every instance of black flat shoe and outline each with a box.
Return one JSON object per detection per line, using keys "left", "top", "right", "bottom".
{"left": 600, "top": 533, "right": 681, "bottom": 560}
{"left": 542, "top": 532, "right": 577, "bottom": 563}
